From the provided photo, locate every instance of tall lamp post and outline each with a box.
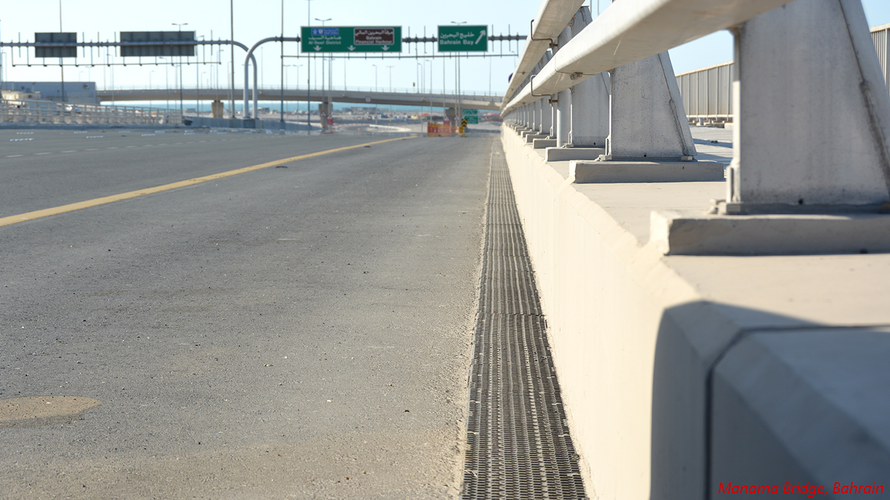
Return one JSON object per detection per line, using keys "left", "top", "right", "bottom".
{"left": 305, "top": 0, "right": 315, "bottom": 132}
{"left": 450, "top": 21, "right": 466, "bottom": 122}
{"left": 280, "top": 0, "right": 285, "bottom": 123}
{"left": 387, "top": 65, "right": 393, "bottom": 120}
{"left": 417, "top": 63, "right": 424, "bottom": 120}
{"left": 425, "top": 59, "right": 433, "bottom": 120}
{"left": 197, "top": 35, "right": 205, "bottom": 116}
{"left": 59, "top": 0, "right": 66, "bottom": 103}
{"left": 315, "top": 17, "right": 331, "bottom": 127}
{"left": 172, "top": 22, "right": 188, "bottom": 117}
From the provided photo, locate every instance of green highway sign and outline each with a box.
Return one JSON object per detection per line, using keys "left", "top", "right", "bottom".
{"left": 438, "top": 25, "right": 488, "bottom": 52}
{"left": 463, "top": 109, "right": 479, "bottom": 124}
{"left": 301, "top": 26, "right": 402, "bottom": 53}
{"left": 463, "top": 108, "right": 479, "bottom": 115}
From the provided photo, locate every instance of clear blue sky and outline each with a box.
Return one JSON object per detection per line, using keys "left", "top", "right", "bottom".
{"left": 1, "top": 0, "right": 889, "bottom": 97}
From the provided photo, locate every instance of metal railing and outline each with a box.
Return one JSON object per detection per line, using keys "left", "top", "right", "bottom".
{"left": 500, "top": 2, "right": 890, "bottom": 500}
{"left": 674, "top": 23, "right": 890, "bottom": 125}
{"left": 502, "top": 0, "right": 796, "bottom": 115}
{"left": 1, "top": 99, "right": 182, "bottom": 126}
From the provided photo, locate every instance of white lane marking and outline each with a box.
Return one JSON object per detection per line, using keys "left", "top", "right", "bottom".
{"left": 6, "top": 154, "right": 24, "bottom": 158}
{"left": 62, "top": 150, "right": 77, "bottom": 153}
{"left": 35, "top": 152, "right": 51, "bottom": 156}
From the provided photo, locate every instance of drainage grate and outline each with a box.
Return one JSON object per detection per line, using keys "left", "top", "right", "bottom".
{"left": 461, "top": 141, "right": 588, "bottom": 500}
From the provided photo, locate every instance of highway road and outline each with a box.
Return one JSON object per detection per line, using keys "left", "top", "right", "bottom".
{"left": 0, "top": 128, "right": 494, "bottom": 498}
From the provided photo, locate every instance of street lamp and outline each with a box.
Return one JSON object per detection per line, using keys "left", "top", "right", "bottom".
{"left": 306, "top": 0, "right": 316, "bottom": 131}
{"left": 159, "top": 57, "right": 169, "bottom": 109}
{"left": 315, "top": 17, "right": 332, "bottom": 130}
{"left": 451, "top": 22, "right": 466, "bottom": 122}
{"left": 425, "top": 59, "right": 433, "bottom": 120}
{"left": 280, "top": 0, "right": 285, "bottom": 123}
{"left": 372, "top": 64, "right": 378, "bottom": 92}
{"left": 172, "top": 22, "right": 188, "bottom": 116}
{"left": 387, "top": 65, "right": 394, "bottom": 120}
{"left": 198, "top": 35, "right": 205, "bottom": 116}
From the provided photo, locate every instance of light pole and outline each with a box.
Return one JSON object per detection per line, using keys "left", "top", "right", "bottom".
{"left": 59, "top": 0, "right": 66, "bottom": 103}
{"left": 417, "top": 63, "right": 424, "bottom": 120}
{"left": 387, "top": 65, "right": 393, "bottom": 119}
{"left": 197, "top": 35, "right": 204, "bottom": 116}
{"left": 372, "top": 64, "right": 378, "bottom": 92}
{"left": 159, "top": 57, "right": 169, "bottom": 109}
{"left": 306, "top": 0, "right": 315, "bottom": 131}
{"left": 201, "top": 71, "right": 208, "bottom": 115}
{"left": 172, "top": 22, "right": 188, "bottom": 117}
{"left": 451, "top": 21, "right": 466, "bottom": 124}
{"left": 315, "top": 17, "right": 331, "bottom": 125}
{"left": 230, "top": 0, "right": 234, "bottom": 118}
{"left": 425, "top": 59, "right": 433, "bottom": 120}
{"left": 280, "top": 0, "right": 285, "bottom": 123}
{"left": 149, "top": 70, "right": 155, "bottom": 89}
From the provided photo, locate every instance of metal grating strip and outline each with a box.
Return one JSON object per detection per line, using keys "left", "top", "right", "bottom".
{"left": 462, "top": 141, "right": 588, "bottom": 500}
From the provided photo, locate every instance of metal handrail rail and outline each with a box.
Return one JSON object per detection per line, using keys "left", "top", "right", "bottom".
{"left": 502, "top": 0, "right": 587, "bottom": 104}
{"left": 502, "top": 0, "right": 798, "bottom": 116}
{"left": 1, "top": 98, "right": 182, "bottom": 125}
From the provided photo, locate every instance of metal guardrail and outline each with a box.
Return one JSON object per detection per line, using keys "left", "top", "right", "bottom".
{"left": 500, "top": 1, "right": 890, "bottom": 500}
{"left": 502, "top": 0, "right": 797, "bottom": 115}
{"left": 675, "top": 23, "right": 890, "bottom": 125}
{"left": 0, "top": 99, "right": 182, "bottom": 126}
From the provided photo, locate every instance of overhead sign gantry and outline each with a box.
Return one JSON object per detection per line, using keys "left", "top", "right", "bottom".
{"left": 300, "top": 27, "right": 402, "bottom": 53}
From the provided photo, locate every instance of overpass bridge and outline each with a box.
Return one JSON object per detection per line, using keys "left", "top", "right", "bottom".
{"left": 97, "top": 88, "right": 503, "bottom": 112}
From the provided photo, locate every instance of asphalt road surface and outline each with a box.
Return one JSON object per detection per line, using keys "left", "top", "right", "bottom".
{"left": 0, "top": 128, "right": 494, "bottom": 499}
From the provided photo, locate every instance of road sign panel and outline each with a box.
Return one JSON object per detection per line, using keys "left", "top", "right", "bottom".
{"left": 301, "top": 27, "right": 402, "bottom": 53}
{"left": 462, "top": 108, "right": 479, "bottom": 115}
{"left": 464, "top": 116, "right": 479, "bottom": 125}
{"left": 35, "top": 33, "right": 77, "bottom": 58}
{"left": 438, "top": 25, "right": 488, "bottom": 52}
{"left": 120, "top": 31, "right": 195, "bottom": 57}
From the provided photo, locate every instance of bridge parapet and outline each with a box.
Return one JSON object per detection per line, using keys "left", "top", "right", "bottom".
{"left": 499, "top": 1, "right": 890, "bottom": 498}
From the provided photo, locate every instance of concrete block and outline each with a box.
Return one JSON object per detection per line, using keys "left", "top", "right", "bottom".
{"left": 650, "top": 211, "right": 890, "bottom": 255}
{"left": 545, "top": 147, "right": 605, "bottom": 162}
{"left": 533, "top": 138, "right": 557, "bottom": 149}
{"left": 570, "top": 160, "right": 724, "bottom": 183}
{"left": 525, "top": 133, "right": 549, "bottom": 143}
{"left": 712, "top": 329, "right": 890, "bottom": 498}
{"left": 730, "top": 0, "right": 890, "bottom": 209}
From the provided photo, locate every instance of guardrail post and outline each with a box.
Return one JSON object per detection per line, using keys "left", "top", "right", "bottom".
{"left": 540, "top": 53, "right": 553, "bottom": 137}
{"left": 570, "top": 49, "right": 722, "bottom": 183}
{"left": 724, "top": 0, "right": 890, "bottom": 215}
{"left": 547, "top": 6, "right": 610, "bottom": 161}
{"left": 606, "top": 51, "right": 695, "bottom": 162}
{"left": 533, "top": 61, "right": 544, "bottom": 133}
{"left": 555, "top": 25, "right": 572, "bottom": 148}
{"left": 652, "top": 0, "right": 890, "bottom": 255}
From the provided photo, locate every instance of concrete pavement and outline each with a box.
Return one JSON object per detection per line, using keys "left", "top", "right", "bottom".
{"left": 0, "top": 130, "right": 494, "bottom": 498}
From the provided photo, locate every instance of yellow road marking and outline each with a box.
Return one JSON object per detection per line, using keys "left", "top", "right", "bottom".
{"left": 0, "top": 136, "right": 411, "bottom": 228}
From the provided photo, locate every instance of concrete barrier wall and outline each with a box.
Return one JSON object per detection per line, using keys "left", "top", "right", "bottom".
{"left": 500, "top": 127, "right": 890, "bottom": 499}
